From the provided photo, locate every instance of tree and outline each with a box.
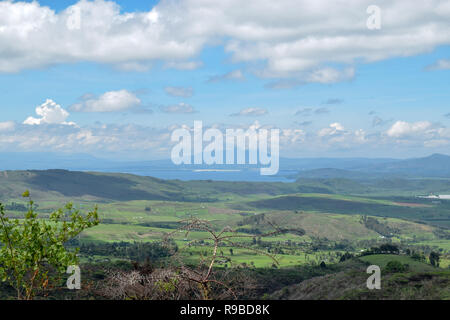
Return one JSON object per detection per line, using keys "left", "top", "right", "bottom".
{"left": 379, "top": 243, "right": 399, "bottom": 254}
{"left": 339, "top": 251, "right": 353, "bottom": 262}
{"left": 411, "top": 252, "right": 426, "bottom": 262}
{"left": 0, "top": 191, "right": 99, "bottom": 300}
{"left": 101, "top": 218, "right": 284, "bottom": 300}
{"left": 429, "top": 251, "right": 440, "bottom": 267}
{"left": 385, "top": 260, "right": 408, "bottom": 273}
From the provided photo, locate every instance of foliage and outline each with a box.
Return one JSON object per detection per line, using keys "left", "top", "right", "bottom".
{"left": 77, "top": 241, "right": 177, "bottom": 263}
{"left": 339, "top": 252, "right": 354, "bottom": 262}
{"left": 361, "top": 216, "right": 398, "bottom": 238}
{"left": 385, "top": 260, "right": 409, "bottom": 273}
{"left": 100, "top": 218, "right": 285, "bottom": 300}
{"left": 429, "top": 251, "right": 441, "bottom": 267}
{"left": 0, "top": 191, "right": 99, "bottom": 300}
{"left": 361, "top": 244, "right": 400, "bottom": 256}
{"left": 411, "top": 252, "right": 427, "bottom": 263}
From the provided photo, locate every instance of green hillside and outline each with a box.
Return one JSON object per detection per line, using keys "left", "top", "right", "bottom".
{"left": 271, "top": 255, "right": 450, "bottom": 300}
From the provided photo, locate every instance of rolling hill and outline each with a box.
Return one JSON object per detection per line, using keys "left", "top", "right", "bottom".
{"left": 271, "top": 255, "right": 450, "bottom": 300}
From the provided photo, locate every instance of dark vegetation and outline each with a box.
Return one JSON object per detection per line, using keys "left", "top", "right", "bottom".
{"left": 75, "top": 241, "right": 178, "bottom": 263}
{"left": 361, "top": 216, "right": 398, "bottom": 238}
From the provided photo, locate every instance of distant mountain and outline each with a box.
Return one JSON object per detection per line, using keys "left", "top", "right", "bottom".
{"left": 292, "top": 154, "right": 450, "bottom": 179}
{"left": 0, "top": 169, "right": 308, "bottom": 202}
{"left": 0, "top": 152, "right": 396, "bottom": 171}
{"left": 366, "top": 153, "right": 450, "bottom": 177}
{"left": 2, "top": 169, "right": 450, "bottom": 205}
{"left": 2, "top": 152, "right": 450, "bottom": 180}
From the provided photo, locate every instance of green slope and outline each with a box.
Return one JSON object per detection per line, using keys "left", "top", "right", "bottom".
{"left": 271, "top": 255, "right": 450, "bottom": 300}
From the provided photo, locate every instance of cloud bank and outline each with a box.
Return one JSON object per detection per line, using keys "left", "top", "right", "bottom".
{"left": 2, "top": 0, "right": 450, "bottom": 82}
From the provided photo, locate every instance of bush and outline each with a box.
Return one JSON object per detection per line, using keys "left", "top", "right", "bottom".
{"left": 0, "top": 191, "right": 99, "bottom": 300}
{"left": 385, "top": 260, "right": 408, "bottom": 273}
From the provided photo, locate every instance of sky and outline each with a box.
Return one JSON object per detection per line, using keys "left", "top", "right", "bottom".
{"left": 0, "top": 0, "right": 450, "bottom": 160}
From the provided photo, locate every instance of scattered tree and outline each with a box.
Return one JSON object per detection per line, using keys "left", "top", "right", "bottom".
{"left": 429, "top": 251, "right": 440, "bottom": 267}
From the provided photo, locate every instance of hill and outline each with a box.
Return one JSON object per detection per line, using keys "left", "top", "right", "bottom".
{"left": 291, "top": 154, "right": 450, "bottom": 180}
{"left": 367, "top": 154, "right": 450, "bottom": 177}
{"left": 0, "top": 169, "right": 308, "bottom": 202}
{"left": 271, "top": 255, "right": 450, "bottom": 300}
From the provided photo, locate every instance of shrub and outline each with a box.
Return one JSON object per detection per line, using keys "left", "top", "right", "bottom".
{"left": 385, "top": 260, "right": 408, "bottom": 273}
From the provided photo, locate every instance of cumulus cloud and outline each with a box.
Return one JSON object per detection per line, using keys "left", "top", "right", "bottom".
{"left": 1, "top": 1, "right": 450, "bottom": 83}
{"left": 230, "top": 107, "right": 268, "bottom": 117}
{"left": 23, "top": 99, "right": 75, "bottom": 126}
{"left": 3, "top": 116, "right": 450, "bottom": 158}
{"left": 0, "top": 123, "right": 173, "bottom": 158}
{"left": 70, "top": 90, "right": 141, "bottom": 112}
{"left": 316, "top": 122, "right": 369, "bottom": 147}
{"left": 387, "top": 121, "right": 433, "bottom": 138}
{"left": 318, "top": 123, "right": 346, "bottom": 137}
{"left": 165, "top": 86, "right": 194, "bottom": 98}
{"left": 160, "top": 102, "right": 196, "bottom": 114}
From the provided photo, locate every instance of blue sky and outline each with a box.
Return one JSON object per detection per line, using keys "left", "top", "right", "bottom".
{"left": 0, "top": 0, "right": 450, "bottom": 160}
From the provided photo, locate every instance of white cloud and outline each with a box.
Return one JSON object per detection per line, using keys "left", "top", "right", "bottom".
{"left": 354, "top": 129, "right": 368, "bottom": 143}
{"left": 318, "top": 123, "right": 346, "bottom": 137}
{"left": 4, "top": 117, "right": 450, "bottom": 158}
{"left": 281, "top": 128, "right": 305, "bottom": 144}
{"left": 160, "top": 102, "right": 196, "bottom": 114}
{"left": 23, "top": 99, "right": 75, "bottom": 126}
{"left": 306, "top": 67, "right": 355, "bottom": 84}
{"left": 114, "top": 62, "right": 152, "bottom": 72}
{"left": 0, "top": 121, "right": 15, "bottom": 132}
{"left": 2, "top": 1, "right": 450, "bottom": 82}
{"left": 387, "top": 121, "right": 433, "bottom": 138}
{"left": 165, "top": 86, "right": 194, "bottom": 98}
{"left": 230, "top": 107, "right": 268, "bottom": 117}
{"left": 70, "top": 90, "right": 141, "bottom": 112}
{"left": 0, "top": 123, "right": 171, "bottom": 158}
{"left": 426, "top": 59, "right": 450, "bottom": 71}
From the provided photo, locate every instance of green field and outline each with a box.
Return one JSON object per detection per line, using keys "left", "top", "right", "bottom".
{"left": 1, "top": 170, "right": 449, "bottom": 272}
